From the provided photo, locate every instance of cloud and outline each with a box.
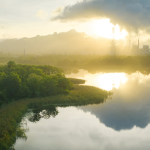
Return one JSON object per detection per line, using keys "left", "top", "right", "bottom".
{"left": 51, "top": 0, "right": 150, "bottom": 32}
{"left": 51, "top": 7, "right": 64, "bottom": 16}
{"left": 79, "top": 75, "right": 150, "bottom": 131}
{"left": 36, "top": 10, "right": 48, "bottom": 19}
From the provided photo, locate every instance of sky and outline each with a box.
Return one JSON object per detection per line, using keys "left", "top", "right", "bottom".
{"left": 0, "top": 0, "right": 77, "bottom": 39}
{"left": 1, "top": 0, "right": 150, "bottom": 42}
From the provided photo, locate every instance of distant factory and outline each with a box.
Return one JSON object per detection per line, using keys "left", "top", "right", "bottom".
{"left": 109, "top": 39, "right": 150, "bottom": 56}
{"left": 132, "top": 39, "right": 150, "bottom": 55}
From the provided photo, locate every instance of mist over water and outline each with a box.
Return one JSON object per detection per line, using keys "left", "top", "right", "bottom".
{"left": 14, "top": 69, "right": 150, "bottom": 150}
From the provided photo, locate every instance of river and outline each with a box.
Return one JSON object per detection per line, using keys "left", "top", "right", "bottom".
{"left": 14, "top": 69, "right": 150, "bottom": 150}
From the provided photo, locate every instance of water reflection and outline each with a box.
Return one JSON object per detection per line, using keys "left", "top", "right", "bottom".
{"left": 12, "top": 106, "right": 59, "bottom": 149}
{"left": 66, "top": 69, "right": 128, "bottom": 91}
{"left": 90, "top": 73, "right": 128, "bottom": 91}
{"left": 79, "top": 72, "right": 150, "bottom": 130}
{"left": 27, "top": 106, "right": 58, "bottom": 123}
{"left": 14, "top": 70, "right": 150, "bottom": 150}
{"left": 15, "top": 107, "right": 150, "bottom": 150}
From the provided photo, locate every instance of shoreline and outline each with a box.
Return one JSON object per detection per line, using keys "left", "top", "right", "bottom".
{"left": 0, "top": 85, "right": 112, "bottom": 150}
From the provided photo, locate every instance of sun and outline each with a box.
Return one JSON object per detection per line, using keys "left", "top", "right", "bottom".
{"left": 91, "top": 19, "right": 128, "bottom": 39}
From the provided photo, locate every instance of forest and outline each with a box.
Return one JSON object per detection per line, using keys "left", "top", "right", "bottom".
{"left": 1, "top": 55, "right": 150, "bottom": 77}
{"left": 0, "top": 61, "right": 72, "bottom": 106}
{"left": 1, "top": 55, "right": 150, "bottom": 68}
{"left": 0, "top": 61, "right": 112, "bottom": 150}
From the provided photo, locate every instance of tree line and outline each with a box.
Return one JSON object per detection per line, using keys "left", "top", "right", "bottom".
{"left": 0, "top": 61, "right": 72, "bottom": 106}
{"left": 1, "top": 55, "right": 150, "bottom": 68}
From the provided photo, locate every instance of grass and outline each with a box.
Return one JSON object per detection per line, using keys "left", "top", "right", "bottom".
{"left": 68, "top": 78, "right": 86, "bottom": 84}
{"left": 0, "top": 85, "right": 112, "bottom": 150}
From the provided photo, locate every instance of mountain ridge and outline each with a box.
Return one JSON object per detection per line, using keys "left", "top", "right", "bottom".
{"left": 0, "top": 29, "right": 110, "bottom": 55}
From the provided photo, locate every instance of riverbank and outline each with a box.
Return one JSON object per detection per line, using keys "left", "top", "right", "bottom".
{"left": 0, "top": 85, "right": 112, "bottom": 150}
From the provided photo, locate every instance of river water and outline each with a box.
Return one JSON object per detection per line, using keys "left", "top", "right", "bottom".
{"left": 14, "top": 69, "right": 150, "bottom": 150}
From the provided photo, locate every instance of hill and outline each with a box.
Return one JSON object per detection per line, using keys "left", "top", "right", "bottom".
{"left": 0, "top": 29, "right": 111, "bottom": 55}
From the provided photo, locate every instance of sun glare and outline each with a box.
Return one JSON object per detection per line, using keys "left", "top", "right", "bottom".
{"left": 85, "top": 73, "right": 128, "bottom": 91}
{"left": 95, "top": 73, "right": 128, "bottom": 91}
{"left": 91, "top": 19, "right": 128, "bottom": 39}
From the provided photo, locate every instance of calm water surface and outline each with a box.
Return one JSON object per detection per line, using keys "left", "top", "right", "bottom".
{"left": 15, "top": 70, "right": 150, "bottom": 150}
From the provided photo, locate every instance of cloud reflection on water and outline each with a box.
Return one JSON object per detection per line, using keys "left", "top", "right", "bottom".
{"left": 79, "top": 72, "right": 150, "bottom": 130}
{"left": 15, "top": 70, "right": 150, "bottom": 150}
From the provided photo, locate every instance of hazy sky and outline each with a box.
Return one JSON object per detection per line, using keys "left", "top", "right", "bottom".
{"left": 0, "top": 0, "right": 79, "bottom": 39}
{"left": 1, "top": 0, "right": 149, "bottom": 40}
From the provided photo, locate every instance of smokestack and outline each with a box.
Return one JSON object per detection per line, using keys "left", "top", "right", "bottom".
{"left": 138, "top": 39, "right": 139, "bottom": 50}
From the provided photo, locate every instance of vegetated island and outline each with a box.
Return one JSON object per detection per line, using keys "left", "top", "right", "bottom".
{"left": 0, "top": 61, "right": 112, "bottom": 150}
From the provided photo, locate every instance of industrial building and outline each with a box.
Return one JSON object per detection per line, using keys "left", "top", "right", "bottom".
{"left": 131, "top": 39, "right": 150, "bottom": 55}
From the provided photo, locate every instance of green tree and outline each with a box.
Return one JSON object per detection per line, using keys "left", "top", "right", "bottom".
{"left": 0, "top": 91, "right": 6, "bottom": 106}
{"left": 27, "top": 73, "right": 42, "bottom": 97}
{"left": 58, "top": 78, "right": 72, "bottom": 91}
{"left": 20, "top": 83, "right": 31, "bottom": 98}
{"left": 41, "top": 76, "right": 58, "bottom": 96}
{"left": 29, "top": 67, "right": 44, "bottom": 76}
{"left": 7, "top": 61, "right": 16, "bottom": 68}
{"left": 1, "top": 73, "right": 21, "bottom": 100}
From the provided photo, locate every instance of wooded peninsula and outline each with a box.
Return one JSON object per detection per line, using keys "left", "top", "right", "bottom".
{"left": 0, "top": 61, "right": 111, "bottom": 150}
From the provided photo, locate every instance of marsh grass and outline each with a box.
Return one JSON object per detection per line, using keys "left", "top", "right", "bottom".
{"left": 0, "top": 85, "right": 112, "bottom": 150}
{"left": 68, "top": 78, "right": 86, "bottom": 84}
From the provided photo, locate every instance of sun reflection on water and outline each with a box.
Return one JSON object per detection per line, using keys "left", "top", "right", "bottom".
{"left": 84, "top": 73, "right": 128, "bottom": 91}
{"left": 66, "top": 70, "right": 128, "bottom": 91}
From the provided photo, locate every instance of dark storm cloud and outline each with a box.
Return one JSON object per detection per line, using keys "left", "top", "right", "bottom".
{"left": 52, "top": 0, "right": 150, "bottom": 31}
